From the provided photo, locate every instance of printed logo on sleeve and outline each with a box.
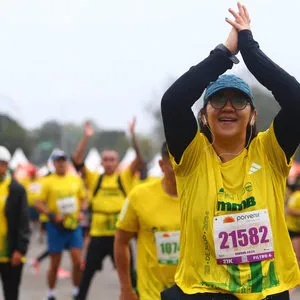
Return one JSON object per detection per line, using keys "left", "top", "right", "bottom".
{"left": 248, "top": 162, "right": 262, "bottom": 174}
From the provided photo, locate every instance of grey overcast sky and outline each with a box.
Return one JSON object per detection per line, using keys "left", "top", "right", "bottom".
{"left": 0, "top": 0, "right": 299, "bottom": 134}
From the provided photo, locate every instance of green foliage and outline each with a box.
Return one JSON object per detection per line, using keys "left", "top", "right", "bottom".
{"left": 34, "top": 120, "right": 62, "bottom": 147}
{"left": 0, "top": 114, "right": 33, "bottom": 157}
{"left": 1, "top": 83, "right": 298, "bottom": 165}
{"left": 137, "top": 135, "right": 156, "bottom": 162}
{"left": 92, "top": 131, "right": 129, "bottom": 158}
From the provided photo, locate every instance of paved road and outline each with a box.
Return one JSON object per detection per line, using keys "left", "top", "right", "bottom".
{"left": 13, "top": 231, "right": 119, "bottom": 300}
{"left": 1, "top": 231, "right": 299, "bottom": 300}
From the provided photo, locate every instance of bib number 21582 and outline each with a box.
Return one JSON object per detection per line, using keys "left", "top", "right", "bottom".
{"left": 213, "top": 209, "right": 274, "bottom": 264}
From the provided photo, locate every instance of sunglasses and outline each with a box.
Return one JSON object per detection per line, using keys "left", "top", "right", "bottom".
{"left": 209, "top": 94, "right": 250, "bottom": 110}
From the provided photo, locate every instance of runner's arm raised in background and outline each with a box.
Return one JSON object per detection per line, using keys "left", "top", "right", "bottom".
{"left": 72, "top": 121, "right": 94, "bottom": 177}
{"left": 128, "top": 117, "right": 145, "bottom": 175}
{"left": 114, "top": 229, "right": 138, "bottom": 300}
{"left": 227, "top": 4, "right": 300, "bottom": 160}
{"left": 161, "top": 30, "right": 236, "bottom": 163}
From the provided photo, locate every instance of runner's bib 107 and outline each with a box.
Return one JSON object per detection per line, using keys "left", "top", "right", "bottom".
{"left": 57, "top": 196, "right": 77, "bottom": 215}
{"left": 155, "top": 231, "right": 180, "bottom": 265}
{"left": 213, "top": 209, "right": 274, "bottom": 264}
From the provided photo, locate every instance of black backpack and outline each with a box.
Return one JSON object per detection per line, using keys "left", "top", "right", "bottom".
{"left": 92, "top": 174, "right": 127, "bottom": 198}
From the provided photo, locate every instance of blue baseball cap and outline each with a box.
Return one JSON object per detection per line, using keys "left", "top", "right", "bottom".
{"left": 203, "top": 74, "right": 255, "bottom": 107}
{"left": 51, "top": 149, "right": 68, "bottom": 161}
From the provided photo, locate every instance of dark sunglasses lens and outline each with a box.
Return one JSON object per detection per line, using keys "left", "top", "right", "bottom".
{"left": 231, "top": 97, "right": 249, "bottom": 109}
{"left": 210, "top": 96, "right": 226, "bottom": 108}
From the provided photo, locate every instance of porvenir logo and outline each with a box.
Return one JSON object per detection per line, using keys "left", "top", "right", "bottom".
{"left": 223, "top": 216, "right": 235, "bottom": 223}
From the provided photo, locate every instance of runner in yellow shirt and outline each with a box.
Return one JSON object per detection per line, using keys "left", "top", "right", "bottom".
{"left": 20, "top": 165, "right": 42, "bottom": 228}
{"left": 0, "top": 146, "right": 30, "bottom": 300}
{"left": 20, "top": 166, "right": 46, "bottom": 275}
{"left": 73, "top": 118, "right": 144, "bottom": 300}
{"left": 160, "top": 3, "right": 300, "bottom": 299}
{"left": 285, "top": 177, "right": 300, "bottom": 267}
{"left": 115, "top": 142, "right": 180, "bottom": 300}
{"left": 35, "top": 150, "right": 86, "bottom": 300}
{"left": 28, "top": 172, "right": 71, "bottom": 278}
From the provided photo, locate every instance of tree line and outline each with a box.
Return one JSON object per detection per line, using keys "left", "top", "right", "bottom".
{"left": 0, "top": 116, "right": 158, "bottom": 166}
{"left": 0, "top": 83, "right": 299, "bottom": 166}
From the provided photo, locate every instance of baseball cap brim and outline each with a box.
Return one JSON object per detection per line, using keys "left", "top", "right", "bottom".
{"left": 52, "top": 154, "right": 67, "bottom": 161}
{"left": 203, "top": 74, "right": 255, "bottom": 107}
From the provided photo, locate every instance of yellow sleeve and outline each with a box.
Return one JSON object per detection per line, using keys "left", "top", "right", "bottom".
{"left": 258, "top": 123, "right": 293, "bottom": 176}
{"left": 119, "top": 167, "right": 135, "bottom": 194}
{"left": 39, "top": 178, "right": 49, "bottom": 203}
{"left": 169, "top": 131, "right": 207, "bottom": 177}
{"left": 84, "top": 167, "right": 99, "bottom": 192}
{"left": 77, "top": 177, "right": 87, "bottom": 202}
{"left": 116, "top": 195, "right": 139, "bottom": 233}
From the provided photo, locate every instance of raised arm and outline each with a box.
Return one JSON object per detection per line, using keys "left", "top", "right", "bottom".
{"left": 161, "top": 30, "right": 237, "bottom": 163}
{"left": 72, "top": 121, "right": 94, "bottom": 171}
{"left": 128, "top": 117, "right": 145, "bottom": 175}
{"left": 227, "top": 3, "right": 300, "bottom": 160}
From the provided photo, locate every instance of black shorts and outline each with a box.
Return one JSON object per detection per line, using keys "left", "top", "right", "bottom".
{"left": 85, "top": 236, "right": 115, "bottom": 270}
{"left": 85, "top": 236, "right": 134, "bottom": 271}
{"left": 161, "top": 285, "right": 290, "bottom": 300}
{"left": 289, "top": 230, "right": 300, "bottom": 239}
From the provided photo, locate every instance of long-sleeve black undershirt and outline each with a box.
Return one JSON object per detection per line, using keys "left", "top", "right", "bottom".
{"left": 161, "top": 30, "right": 300, "bottom": 163}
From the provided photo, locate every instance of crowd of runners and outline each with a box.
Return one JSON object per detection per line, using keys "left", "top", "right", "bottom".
{"left": 0, "top": 3, "right": 300, "bottom": 300}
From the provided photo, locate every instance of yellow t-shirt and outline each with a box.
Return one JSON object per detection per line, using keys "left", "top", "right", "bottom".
{"left": 117, "top": 178, "right": 180, "bottom": 300}
{"left": 85, "top": 167, "right": 134, "bottom": 237}
{"left": 0, "top": 175, "right": 11, "bottom": 262}
{"left": 133, "top": 176, "right": 159, "bottom": 188}
{"left": 285, "top": 191, "right": 300, "bottom": 233}
{"left": 20, "top": 178, "right": 43, "bottom": 207}
{"left": 38, "top": 176, "right": 51, "bottom": 223}
{"left": 40, "top": 174, "right": 86, "bottom": 229}
{"left": 170, "top": 124, "right": 300, "bottom": 300}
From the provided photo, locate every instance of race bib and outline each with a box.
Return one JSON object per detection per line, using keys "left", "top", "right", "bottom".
{"left": 213, "top": 209, "right": 274, "bottom": 264}
{"left": 155, "top": 231, "right": 180, "bottom": 265}
{"left": 57, "top": 196, "right": 77, "bottom": 215}
{"left": 28, "top": 183, "right": 42, "bottom": 194}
